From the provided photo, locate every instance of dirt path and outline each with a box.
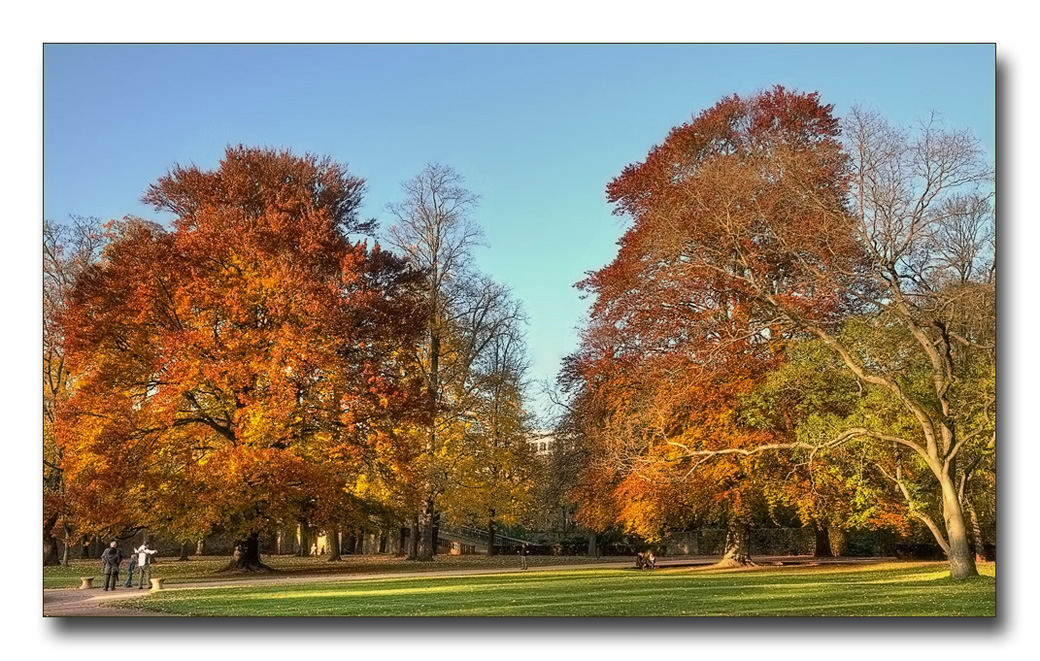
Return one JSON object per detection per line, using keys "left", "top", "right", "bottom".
{"left": 44, "top": 555, "right": 887, "bottom": 617}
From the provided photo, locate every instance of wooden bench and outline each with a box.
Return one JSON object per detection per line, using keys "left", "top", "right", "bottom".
{"left": 149, "top": 577, "right": 165, "bottom": 591}
{"left": 78, "top": 577, "right": 94, "bottom": 589}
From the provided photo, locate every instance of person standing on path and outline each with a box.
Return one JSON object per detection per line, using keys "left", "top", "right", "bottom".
{"left": 519, "top": 543, "right": 530, "bottom": 570}
{"left": 123, "top": 554, "right": 137, "bottom": 587}
{"left": 134, "top": 541, "right": 158, "bottom": 588}
{"left": 100, "top": 541, "right": 124, "bottom": 591}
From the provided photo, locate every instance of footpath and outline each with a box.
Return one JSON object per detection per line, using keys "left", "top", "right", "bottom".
{"left": 43, "top": 555, "right": 882, "bottom": 617}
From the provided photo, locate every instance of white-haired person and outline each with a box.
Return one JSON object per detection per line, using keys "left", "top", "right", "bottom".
{"left": 100, "top": 541, "right": 124, "bottom": 591}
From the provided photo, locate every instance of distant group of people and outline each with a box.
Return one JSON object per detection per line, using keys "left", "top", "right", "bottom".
{"left": 636, "top": 550, "right": 657, "bottom": 570}
{"left": 100, "top": 540, "right": 158, "bottom": 590}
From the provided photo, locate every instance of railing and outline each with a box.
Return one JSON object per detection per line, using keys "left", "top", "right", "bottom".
{"left": 439, "top": 523, "right": 544, "bottom": 548}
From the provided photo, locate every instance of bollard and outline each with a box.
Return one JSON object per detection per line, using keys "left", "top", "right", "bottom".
{"left": 78, "top": 577, "right": 94, "bottom": 589}
{"left": 149, "top": 577, "right": 165, "bottom": 591}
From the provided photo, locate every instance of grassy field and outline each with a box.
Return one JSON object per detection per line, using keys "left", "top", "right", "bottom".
{"left": 109, "top": 561, "right": 995, "bottom": 617}
{"left": 43, "top": 553, "right": 635, "bottom": 589}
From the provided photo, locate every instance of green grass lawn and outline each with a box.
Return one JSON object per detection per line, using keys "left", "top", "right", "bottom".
{"left": 110, "top": 561, "right": 995, "bottom": 617}
{"left": 43, "top": 553, "right": 635, "bottom": 589}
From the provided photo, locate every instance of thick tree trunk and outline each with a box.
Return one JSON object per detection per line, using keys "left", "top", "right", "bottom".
{"left": 177, "top": 543, "right": 190, "bottom": 561}
{"left": 327, "top": 528, "right": 342, "bottom": 562}
{"left": 408, "top": 514, "right": 419, "bottom": 560}
{"left": 221, "top": 532, "right": 272, "bottom": 572}
{"left": 813, "top": 524, "right": 833, "bottom": 558}
{"left": 828, "top": 527, "right": 847, "bottom": 557}
{"left": 354, "top": 531, "right": 365, "bottom": 554}
{"left": 940, "top": 474, "right": 979, "bottom": 579}
{"left": 966, "top": 498, "right": 987, "bottom": 562}
{"left": 415, "top": 499, "right": 435, "bottom": 561}
{"left": 718, "top": 520, "right": 753, "bottom": 566}
{"left": 43, "top": 513, "right": 60, "bottom": 566}
{"left": 588, "top": 531, "right": 598, "bottom": 558}
{"left": 196, "top": 538, "right": 206, "bottom": 556}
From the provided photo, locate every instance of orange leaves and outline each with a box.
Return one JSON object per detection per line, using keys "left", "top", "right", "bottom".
{"left": 564, "top": 87, "right": 861, "bottom": 537}
{"left": 56, "top": 147, "right": 426, "bottom": 540}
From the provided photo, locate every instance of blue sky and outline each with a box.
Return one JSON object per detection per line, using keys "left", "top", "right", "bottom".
{"left": 44, "top": 44, "right": 995, "bottom": 419}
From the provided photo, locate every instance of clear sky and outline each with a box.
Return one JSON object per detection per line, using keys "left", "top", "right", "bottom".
{"left": 43, "top": 44, "right": 995, "bottom": 420}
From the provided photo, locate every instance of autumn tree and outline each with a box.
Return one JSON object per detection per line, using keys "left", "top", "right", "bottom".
{"left": 438, "top": 311, "right": 537, "bottom": 554}
{"left": 592, "top": 87, "right": 993, "bottom": 579}
{"left": 385, "top": 163, "right": 533, "bottom": 560}
{"left": 43, "top": 216, "right": 105, "bottom": 565}
{"left": 57, "top": 147, "right": 424, "bottom": 571}
{"left": 559, "top": 325, "right": 778, "bottom": 565}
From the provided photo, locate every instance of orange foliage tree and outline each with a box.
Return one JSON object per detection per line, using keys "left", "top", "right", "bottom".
{"left": 44, "top": 216, "right": 105, "bottom": 565}
{"left": 568, "top": 86, "right": 993, "bottom": 579}
{"left": 57, "top": 147, "right": 424, "bottom": 570}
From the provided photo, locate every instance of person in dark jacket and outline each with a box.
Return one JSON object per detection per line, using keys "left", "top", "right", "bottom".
{"left": 101, "top": 541, "right": 124, "bottom": 591}
{"left": 519, "top": 543, "right": 530, "bottom": 570}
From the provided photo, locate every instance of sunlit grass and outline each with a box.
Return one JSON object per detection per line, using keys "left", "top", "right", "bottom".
{"left": 44, "top": 553, "right": 640, "bottom": 589}
{"left": 114, "top": 561, "right": 995, "bottom": 617}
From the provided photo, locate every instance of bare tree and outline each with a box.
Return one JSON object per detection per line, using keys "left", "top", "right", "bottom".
{"left": 386, "top": 163, "right": 510, "bottom": 560}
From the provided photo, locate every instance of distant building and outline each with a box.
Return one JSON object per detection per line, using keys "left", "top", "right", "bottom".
{"left": 527, "top": 431, "right": 555, "bottom": 456}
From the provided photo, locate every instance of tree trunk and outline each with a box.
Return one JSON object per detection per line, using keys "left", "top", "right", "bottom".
{"left": 407, "top": 514, "right": 419, "bottom": 560}
{"left": 61, "top": 526, "right": 72, "bottom": 566}
{"left": 432, "top": 516, "right": 440, "bottom": 556}
{"left": 396, "top": 527, "right": 407, "bottom": 556}
{"left": 718, "top": 520, "right": 753, "bottom": 566}
{"left": 487, "top": 513, "right": 497, "bottom": 556}
{"left": 43, "top": 513, "right": 60, "bottom": 566}
{"left": 828, "top": 527, "right": 847, "bottom": 557}
{"left": 327, "top": 527, "right": 342, "bottom": 562}
{"left": 415, "top": 499, "right": 435, "bottom": 561}
{"left": 178, "top": 542, "right": 190, "bottom": 561}
{"left": 80, "top": 535, "right": 90, "bottom": 559}
{"left": 296, "top": 520, "right": 311, "bottom": 557}
{"left": 196, "top": 538, "right": 206, "bottom": 556}
{"left": 587, "top": 531, "right": 598, "bottom": 558}
{"left": 966, "top": 498, "right": 987, "bottom": 562}
{"left": 221, "top": 532, "right": 272, "bottom": 572}
{"left": 813, "top": 524, "right": 833, "bottom": 558}
{"left": 940, "top": 473, "right": 979, "bottom": 579}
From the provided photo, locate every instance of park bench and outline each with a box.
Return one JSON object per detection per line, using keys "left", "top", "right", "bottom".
{"left": 78, "top": 577, "right": 94, "bottom": 589}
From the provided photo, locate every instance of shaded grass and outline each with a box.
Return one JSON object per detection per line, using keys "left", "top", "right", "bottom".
{"left": 43, "top": 553, "right": 640, "bottom": 589}
{"left": 119, "top": 561, "right": 995, "bottom": 617}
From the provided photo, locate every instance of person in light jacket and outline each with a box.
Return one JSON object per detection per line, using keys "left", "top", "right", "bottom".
{"left": 134, "top": 541, "right": 158, "bottom": 589}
